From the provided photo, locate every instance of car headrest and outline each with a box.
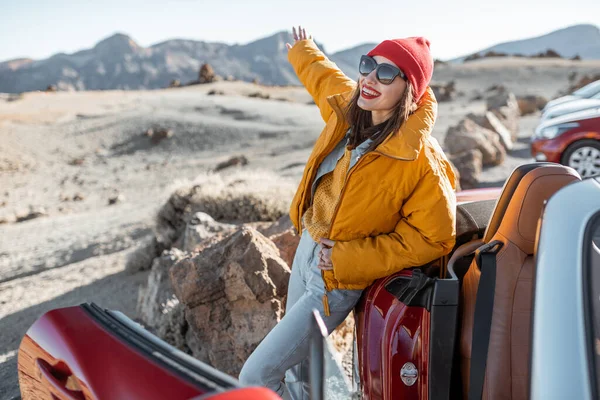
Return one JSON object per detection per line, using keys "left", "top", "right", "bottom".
{"left": 483, "top": 162, "right": 556, "bottom": 242}
{"left": 496, "top": 165, "right": 580, "bottom": 254}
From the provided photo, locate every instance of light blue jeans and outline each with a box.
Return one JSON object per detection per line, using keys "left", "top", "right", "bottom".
{"left": 239, "top": 229, "right": 363, "bottom": 399}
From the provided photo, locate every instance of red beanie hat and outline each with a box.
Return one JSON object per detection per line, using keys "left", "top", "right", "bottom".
{"left": 367, "top": 37, "right": 433, "bottom": 100}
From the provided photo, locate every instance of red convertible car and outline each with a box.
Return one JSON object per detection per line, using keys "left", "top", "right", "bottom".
{"left": 17, "top": 162, "right": 600, "bottom": 399}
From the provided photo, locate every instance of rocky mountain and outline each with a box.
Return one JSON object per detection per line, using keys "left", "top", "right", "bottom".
{"left": 0, "top": 31, "right": 338, "bottom": 93}
{"left": 453, "top": 24, "right": 600, "bottom": 62}
{"left": 1, "top": 24, "right": 598, "bottom": 93}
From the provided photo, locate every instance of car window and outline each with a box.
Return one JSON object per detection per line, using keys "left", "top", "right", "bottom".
{"left": 587, "top": 216, "right": 600, "bottom": 397}
{"left": 574, "top": 81, "right": 600, "bottom": 98}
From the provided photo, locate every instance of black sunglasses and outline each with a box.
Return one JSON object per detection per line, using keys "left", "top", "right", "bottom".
{"left": 359, "top": 55, "right": 407, "bottom": 85}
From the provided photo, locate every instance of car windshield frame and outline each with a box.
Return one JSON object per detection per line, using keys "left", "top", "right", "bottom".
{"left": 530, "top": 178, "right": 600, "bottom": 400}
{"left": 584, "top": 211, "right": 600, "bottom": 400}
{"left": 574, "top": 81, "right": 600, "bottom": 98}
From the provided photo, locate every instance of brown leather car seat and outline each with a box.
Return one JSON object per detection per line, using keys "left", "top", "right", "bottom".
{"left": 460, "top": 165, "right": 580, "bottom": 399}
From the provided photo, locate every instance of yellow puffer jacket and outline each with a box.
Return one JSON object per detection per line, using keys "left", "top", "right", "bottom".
{"left": 288, "top": 39, "right": 457, "bottom": 290}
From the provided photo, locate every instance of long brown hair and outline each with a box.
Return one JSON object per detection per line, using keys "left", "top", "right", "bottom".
{"left": 345, "top": 81, "right": 418, "bottom": 152}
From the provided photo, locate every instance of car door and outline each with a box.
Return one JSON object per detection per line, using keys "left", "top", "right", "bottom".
{"left": 17, "top": 303, "right": 280, "bottom": 400}
{"left": 530, "top": 177, "right": 600, "bottom": 399}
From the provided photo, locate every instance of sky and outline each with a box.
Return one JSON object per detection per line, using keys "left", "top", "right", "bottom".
{"left": 0, "top": 0, "right": 599, "bottom": 62}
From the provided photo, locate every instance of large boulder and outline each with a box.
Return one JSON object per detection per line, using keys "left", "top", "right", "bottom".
{"left": 170, "top": 227, "right": 291, "bottom": 376}
{"left": 485, "top": 86, "right": 520, "bottom": 141}
{"left": 466, "top": 112, "right": 513, "bottom": 151}
{"left": 137, "top": 214, "right": 303, "bottom": 357}
{"left": 449, "top": 149, "right": 483, "bottom": 189}
{"left": 444, "top": 118, "right": 505, "bottom": 167}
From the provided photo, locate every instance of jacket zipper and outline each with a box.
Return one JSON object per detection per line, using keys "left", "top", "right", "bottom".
{"left": 320, "top": 151, "right": 369, "bottom": 316}
{"left": 320, "top": 150, "right": 416, "bottom": 316}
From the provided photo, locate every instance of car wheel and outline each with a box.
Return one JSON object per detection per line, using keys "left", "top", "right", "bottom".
{"left": 562, "top": 140, "right": 600, "bottom": 178}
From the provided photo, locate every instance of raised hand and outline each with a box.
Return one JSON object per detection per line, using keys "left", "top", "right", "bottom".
{"left": 286, "top": 25, "right": 312, "bottom": 51}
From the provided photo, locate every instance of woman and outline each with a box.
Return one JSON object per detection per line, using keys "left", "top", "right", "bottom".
{"left": 239, "top": 26, "right": 457, "bottom": 399}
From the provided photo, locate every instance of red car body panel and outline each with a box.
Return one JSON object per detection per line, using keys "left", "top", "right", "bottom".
{"left": 355, "top": 270, "right": 430, "bottom": 400}
{"left": 17, "top": 306, "right": 278, "bottom": 400}
{"left": 531, "top": 117, "right": 600, "bottom": 163}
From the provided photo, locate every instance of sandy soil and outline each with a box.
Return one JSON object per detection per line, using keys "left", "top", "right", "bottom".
{"left": 1, "top": 58, "right": 599, "bottom": 398}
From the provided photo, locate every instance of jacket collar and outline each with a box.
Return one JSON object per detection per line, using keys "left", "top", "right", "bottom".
{"left": 327, "top": 87, "right": 437, "bottom": 160}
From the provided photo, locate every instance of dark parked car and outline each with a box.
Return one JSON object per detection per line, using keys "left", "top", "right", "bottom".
{"left": 18, "top": 163, "right": 600, "bottom": 400}
{"left": 531, "top": 108, "right": 600, "bottom": 178}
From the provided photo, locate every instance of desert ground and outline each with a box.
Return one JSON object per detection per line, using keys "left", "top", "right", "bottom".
{"left": 1, "top": 56, "right": 600, "bottom": 399}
